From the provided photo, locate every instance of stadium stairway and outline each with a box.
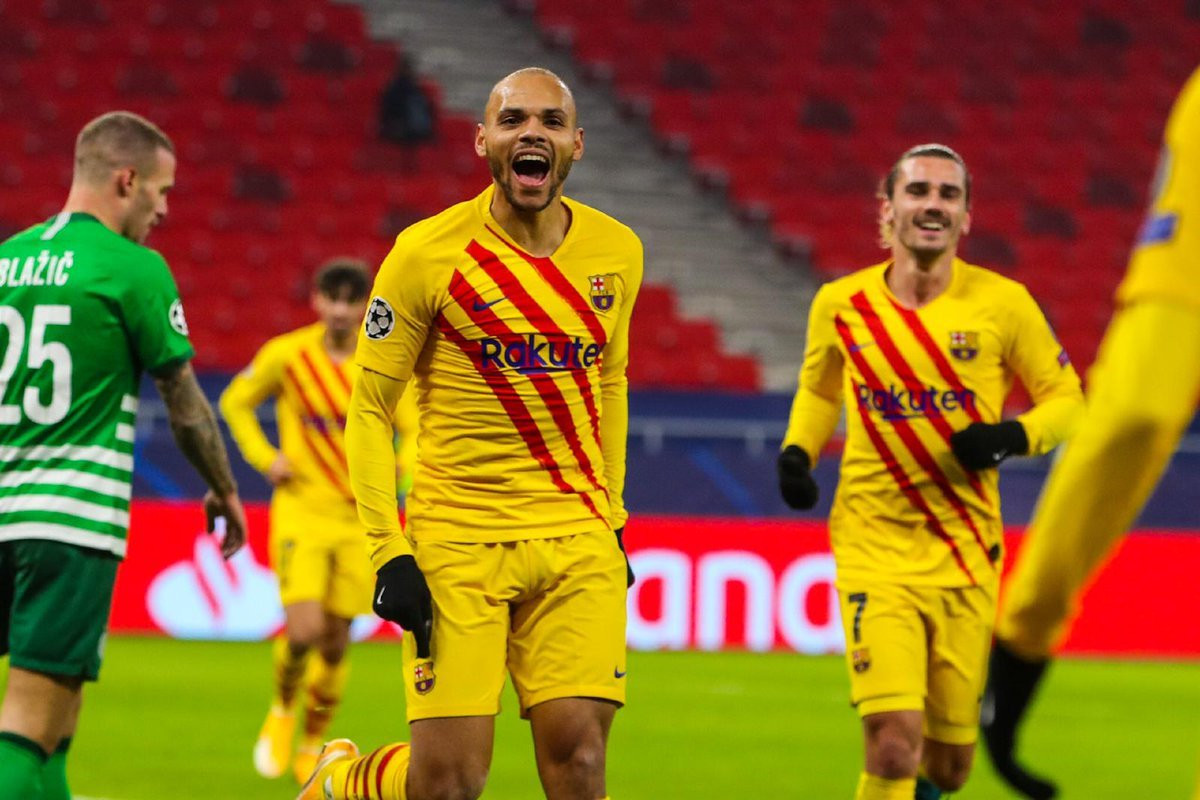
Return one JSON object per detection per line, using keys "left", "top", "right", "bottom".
{"left": 347, "top": 0, "right": 817, "bottom": 391}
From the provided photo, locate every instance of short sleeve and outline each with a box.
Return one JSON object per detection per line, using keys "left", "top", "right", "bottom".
{"left": 124, "top": 251, "right": 194, "bottom": 375}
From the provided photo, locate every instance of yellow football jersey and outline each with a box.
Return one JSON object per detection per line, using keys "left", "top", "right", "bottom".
{"left": 220, "top": 323, "right": 419, "bottom": 508}
{"left": 355, "top": 186, "right": 642, "bottom": 546}
{"left": 784, "top": 259, "right": 1082, "bottom": 587}
{"left": 1118, "top": 65, "right": 1200, "bottom": 311}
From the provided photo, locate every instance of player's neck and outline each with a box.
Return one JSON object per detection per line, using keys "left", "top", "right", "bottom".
{"left": 323, "top": 330, "right": 355, "bottom": 362}
{"left": 489, "top": 192, "right": 571, "bottom": 257}
{"left": 887, "top": 250, "right": 955, "bottom": 308}
{"left": 61, "top": 185, "right": 122, "bottom": 235}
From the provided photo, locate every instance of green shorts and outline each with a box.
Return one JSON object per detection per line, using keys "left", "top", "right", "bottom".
{"left": 0, "top": 539, "right": 119, "bottom": 682}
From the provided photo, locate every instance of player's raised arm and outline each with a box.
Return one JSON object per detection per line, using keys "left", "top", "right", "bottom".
{"left": 153, "top": 360, "right": 247, "bottom": 557}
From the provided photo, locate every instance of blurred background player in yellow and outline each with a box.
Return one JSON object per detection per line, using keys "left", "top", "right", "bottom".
{"left": 298, "top": 66, "right": 640, "bottom": 800}
{"left": 220, "top": 259, "right": 418, "bottom": 786}
{"left": 983, "top": 66, "right": 1200, "bottom": 800}
{"left": 778, "top": 144, "right": 1082, "bottom": 800}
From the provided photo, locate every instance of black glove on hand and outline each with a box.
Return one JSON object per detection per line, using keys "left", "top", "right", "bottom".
{"left": 614, "top": 526, "right": 634, "bottom": 588}
{"left": 777, "top": 445, "right": 819, "bottom": 510}
{"left": 950, "top": 420, "right": 1029, "bottom": 471}
{"left": 373, "top": 555, "right": 433, "bottom": 658}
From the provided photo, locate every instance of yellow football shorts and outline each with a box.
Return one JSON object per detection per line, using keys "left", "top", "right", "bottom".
{"left": 837, "top": 580, "right": 997, "bottom": 745}
{"left": 400, "top": 530, "right": 627, "bottom": 722}
{"left": 269, "top": 491, "right": 373, "bottom": 619}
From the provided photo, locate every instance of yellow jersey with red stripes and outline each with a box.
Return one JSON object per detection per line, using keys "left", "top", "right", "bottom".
{"left": 1118, "top": 65, "right": 1200, "bottom": 312}
{"left": 784, "top": 259, "right": 1083, "bottom": 588}
{"left": 355, "top": 186, "right": 642, "bottom": 544}
{"left": 220, "top": 322, "right": 419, "bottom": 509}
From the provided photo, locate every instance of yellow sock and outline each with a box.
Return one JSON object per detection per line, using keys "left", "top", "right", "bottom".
{"left": 855, "top": 772, "right": 917, "bottom": 800}
{"left": 328, "top": 743, "right": 411, "bottom": 800}
{"left": 303, "top": 656, "right": 349, "bottom": 741}
{"left": 273, "top": 635, "right": 310, "bottom": 708}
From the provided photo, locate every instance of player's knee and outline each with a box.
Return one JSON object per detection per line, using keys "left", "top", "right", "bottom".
{"left": 543, "top": 736, "right": 606, "bottom": 781}
{"left": 925, "top": 760, "right": 971, "bottom": 792}
{"left": 411, "top": 761, "right": 489, "bottom": 800}
{"left": 924, "top": 748, "right": 973, "bottom": 792}
{"left": 863, "top": 722, "right": 921, "bottom": 779}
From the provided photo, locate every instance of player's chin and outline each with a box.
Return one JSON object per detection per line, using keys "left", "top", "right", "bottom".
{"left": 506, "top": 180, "right": 557, "bottom": 212}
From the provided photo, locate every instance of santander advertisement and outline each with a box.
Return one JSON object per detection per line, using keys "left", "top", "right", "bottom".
{"left": 112, "top": 502, "right": 1200, "bottom": 657}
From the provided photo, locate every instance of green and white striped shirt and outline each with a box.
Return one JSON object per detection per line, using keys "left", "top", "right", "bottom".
{"left": 0, "top": 213, "right": 194, "bottom": 557}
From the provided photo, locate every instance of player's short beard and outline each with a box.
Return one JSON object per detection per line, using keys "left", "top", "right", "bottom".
{"left": 488, "top": 150, "right": 573, "bottom": 213}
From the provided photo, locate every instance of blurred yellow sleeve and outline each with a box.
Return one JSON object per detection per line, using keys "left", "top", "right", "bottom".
{"left": 218, "top": 341, "right": 285, "bottom": 474}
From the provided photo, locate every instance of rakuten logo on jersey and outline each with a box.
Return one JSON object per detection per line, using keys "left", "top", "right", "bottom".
{"left": 856, "top": 384, "right": 975, "bottom": 421}
{"left": 480, "top": 334, "right": 601, "bottom": 374}
{"left": 627, "top": 549, "right": 844, "bottom": 654}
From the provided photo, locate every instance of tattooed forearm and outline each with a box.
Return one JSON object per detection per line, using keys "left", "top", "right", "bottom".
{"left": 153, "top": 362, "right": 239, "bottom": 496}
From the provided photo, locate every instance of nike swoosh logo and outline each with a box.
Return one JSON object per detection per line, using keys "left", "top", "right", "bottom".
{"left": 614, "top": 667, "right": 626, "bottom": 678}
{"left": 849, "top": 341, "right": 874, "bottom": 353}
{"left": 375, "top": 586, "right": 386, "bottom": 605}
{"left": 473, "top": 296, "right": 505, "bottom": 312}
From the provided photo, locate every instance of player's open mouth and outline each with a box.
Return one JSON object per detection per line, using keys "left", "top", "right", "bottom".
{"left": 916, "top": 220, "right": 946, "bottom": 231}
{"left": 512, "top": 152, "right": 551, "bottom": 187}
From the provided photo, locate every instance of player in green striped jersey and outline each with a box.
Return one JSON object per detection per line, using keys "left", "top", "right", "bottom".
{"left": 0, "top": 111, "right": 248, "bottom": 799}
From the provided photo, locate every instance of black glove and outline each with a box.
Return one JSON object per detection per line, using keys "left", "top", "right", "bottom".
{"left": 777, "top": 445, "right": 819, "bottom": 510}
{"left": 373, "top": 555, "right": 433, "bottom": 658}
{"left": 614, "top": 526, "right": 634, "bottom": 587}
{"left": 950, "top": 420, "right": 1029, "bottom": 471}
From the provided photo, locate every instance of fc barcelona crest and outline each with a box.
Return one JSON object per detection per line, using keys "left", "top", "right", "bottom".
{"left": 588, "top": 274, "right": 617, "bottom": 312}
{"left": 413, "top": 660, "right": 436, "bottom": 695}
{"left": 851, "top": 647, "right": 871, "bottom": 673}
{"left": 948, "top": 331, "right": 980, "bottom": 361}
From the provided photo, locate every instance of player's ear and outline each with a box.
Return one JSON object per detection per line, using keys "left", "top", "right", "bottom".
{"left": 474, "top": 123, "right": 487, "bottom": 158}
{"left": 572, "top": 127, "right": 584, "bottom": 162}
{"left": 115, "top": 166, "right": 136, "bottom": 198}
{"left": 961, "top": 210, "right": 972, "bottom": 236}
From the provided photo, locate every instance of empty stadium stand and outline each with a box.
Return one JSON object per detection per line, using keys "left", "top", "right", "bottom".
{"left": 0, "top": 0, "right": 762, "bottom": 388}
{"left": 530, "top": 0, "right": 1199, "bottom": 374}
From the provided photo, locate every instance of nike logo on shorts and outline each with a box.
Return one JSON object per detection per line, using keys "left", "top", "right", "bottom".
{"left": 614, "top": 667, "right": 627, "bottom": 678}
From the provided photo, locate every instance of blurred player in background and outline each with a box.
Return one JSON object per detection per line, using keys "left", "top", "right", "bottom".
{"left": 298, "top": 66, "right": 641, "bottom": 800}
{"left": 220, "top": 259, "right": 417, "bottom": 785}
{"left": 983, "top": 66, "right": 1200, "bottom": 800}
{"left": 778, "top": 144, "right": 1082, "bottom": 800}
{"left": 0, "top": 111, "right": 247, "bottom": 800}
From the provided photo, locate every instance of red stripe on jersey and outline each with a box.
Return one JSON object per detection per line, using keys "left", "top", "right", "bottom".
{"left": 342, "top": 759, "right": 357, "bottom": 797}
{"left": 465, "top": 240, "right": 604, "bottom": 453}
{"left": 450, "top": 261, "right": 604, "bottom": 493}
{"left": 835, "top": 316, "right": 978, "bottom": 585}
{"left": 375, "top": 744, "right": 408, "bottom": 798}
{"left": 283, "top": 368, "right": 354, "bottom": 499}
{"left": 299, "top": 348, "right": 348, "bottom": 428}
{"left": 850, "top": 291, "right": 988, "bottom": 504}
{"left": 284, "top": 366, "right": 349, "bottom": 467}
{"left": 484, "top": 224, "right": 608, "bottom": 347}
{"left": 887, "top": 297, "right": 984, "bottom": 425}
{"left": 435, "top": 314, "right": 607, "bottom": 525}
{"left": 329, "top": 351, "right": 353, "bottom": 395}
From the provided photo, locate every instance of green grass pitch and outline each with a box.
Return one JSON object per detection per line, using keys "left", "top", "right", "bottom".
{"left": 13, "top": 637, "right": 1195, "bottom": 798}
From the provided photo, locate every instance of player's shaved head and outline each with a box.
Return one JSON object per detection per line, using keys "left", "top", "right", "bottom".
{"left": 484, "top": 67, "right": 578, "bottom": 126}
{"left": 74, "top": 111, "right": 175, "bottom": 186}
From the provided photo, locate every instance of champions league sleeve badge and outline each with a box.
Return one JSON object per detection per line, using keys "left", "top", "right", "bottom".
{"left": 364, "top": 296, "right": 396, "bottom": 340}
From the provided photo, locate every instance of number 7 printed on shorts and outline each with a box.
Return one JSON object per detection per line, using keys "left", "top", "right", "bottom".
{"left": 847, "top": 592, "right": 868, "bottom": 644}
